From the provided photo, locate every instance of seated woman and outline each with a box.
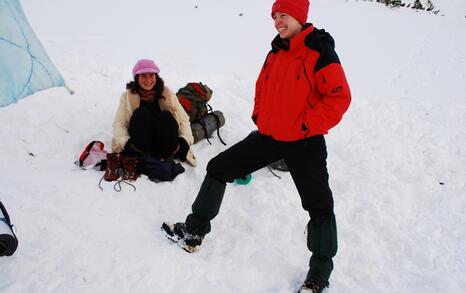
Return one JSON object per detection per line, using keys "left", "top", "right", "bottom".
{"left": 107, "top": 59, "right": 196, "bottom": 181}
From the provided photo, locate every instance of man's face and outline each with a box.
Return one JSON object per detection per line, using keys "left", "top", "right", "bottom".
{"left": 138, "top": 73, "right": 156, "bottom": 91}
{"left": 272, "top": 12, "right": 303, "bottom": 40}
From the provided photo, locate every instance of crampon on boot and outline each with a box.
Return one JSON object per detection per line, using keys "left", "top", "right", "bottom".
{"left": 299, "top": 279, "right": 329, "bottom": 293}
{"left": 161, "top": 222, "right": 203, "bottom": 253}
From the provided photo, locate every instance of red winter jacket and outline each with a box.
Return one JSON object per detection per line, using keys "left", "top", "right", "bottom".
{"left": 252, "top": 24, "right": 351, "bottom": 141}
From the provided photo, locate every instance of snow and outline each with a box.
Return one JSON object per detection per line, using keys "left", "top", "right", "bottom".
{"left": 1, "top": 0, "right": 465, "bottom": 292}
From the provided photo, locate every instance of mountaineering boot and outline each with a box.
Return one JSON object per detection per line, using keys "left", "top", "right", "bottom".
{"left": 161, "top": 222, "right": 204, "bottom": 253}
{"left": 162, "top": 175, "right": 225, "bottom": 252}
{"left": 122, "top": 156, "right": 138, "bottom": 181}
{"left": 104, "top": 153, "right": 121, "bottom": 181}
{"left": 299, "top": 276, "right": 329, "bottom": 293}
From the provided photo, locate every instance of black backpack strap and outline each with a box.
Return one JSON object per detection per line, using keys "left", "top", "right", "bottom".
{"left": 211, "top": 112, "right": 227, "bottom": 145}
{"left": 206, "top": 102, "right": 213, "bottom": 114}
{"left": 0, "top": 201, "right": 12, "bottom": 227}
{"left": 0, "top": 200, "right": 19, "bottom": 256}
{"left": 197, "top": 102, "right": 216, "bottom": 145}
{"left": 198, "top": 117, "right": 212, "bottom": 145}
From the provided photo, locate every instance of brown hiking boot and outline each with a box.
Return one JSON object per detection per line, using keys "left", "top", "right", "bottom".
{"left": 122, "top": 156, "right": 138, "bottom": 181}
{"left": 104, "top": 153, "right": 121, "bottom": 181}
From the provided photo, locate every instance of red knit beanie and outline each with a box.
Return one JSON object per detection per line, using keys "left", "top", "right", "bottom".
{"left": 271, "top": 0, "right": 309, "bottom": 25}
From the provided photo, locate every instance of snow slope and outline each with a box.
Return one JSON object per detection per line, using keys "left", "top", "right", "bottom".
{"left": 1, "top": 0, "right": 465, "bottom": 292}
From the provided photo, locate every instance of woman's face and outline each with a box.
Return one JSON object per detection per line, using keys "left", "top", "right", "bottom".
{"left": 272, "top": 12, "right": 302, "bottom": 40}
{"left": 138, "top": 73, "right": 156, "bottom": 91}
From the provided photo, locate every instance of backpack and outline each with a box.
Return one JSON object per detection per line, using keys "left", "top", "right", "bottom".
{"left": 176, "top": 82, "right": 226, "bottom": 145}
{"left": 176, "top": 82, "right": 212, "bottom": 123}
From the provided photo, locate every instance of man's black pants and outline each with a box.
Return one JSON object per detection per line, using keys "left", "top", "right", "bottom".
{"left": 185, "top": 131, "right": 338, "bottom": 282}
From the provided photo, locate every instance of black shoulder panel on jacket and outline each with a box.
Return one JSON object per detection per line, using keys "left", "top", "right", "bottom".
{"left": 305, "top": 28, "right": 341, "bottom": 72}
{"left": 271, "top": 34, "right": 289, "bottom": 53}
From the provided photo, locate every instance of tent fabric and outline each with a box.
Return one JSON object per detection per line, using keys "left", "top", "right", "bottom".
{"left": 0, "top": 0, "right": 65, "bottom": 107}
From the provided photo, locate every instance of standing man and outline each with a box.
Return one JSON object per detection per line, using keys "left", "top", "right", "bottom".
{"left": 162, "top": 0, "right": 351, "bottom": 292}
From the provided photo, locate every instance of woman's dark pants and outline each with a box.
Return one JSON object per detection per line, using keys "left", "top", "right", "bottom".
{"left": 128, "top": 107, "right": 179, "bottom": 158}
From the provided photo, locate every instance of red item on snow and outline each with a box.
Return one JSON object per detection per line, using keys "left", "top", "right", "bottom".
{"left": 77, "top": 141, "right": 107, "bottom": 169}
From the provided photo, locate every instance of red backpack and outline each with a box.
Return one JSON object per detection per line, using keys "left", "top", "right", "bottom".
{"left": 76, "top": 141, "right": 107, "bottom": 170}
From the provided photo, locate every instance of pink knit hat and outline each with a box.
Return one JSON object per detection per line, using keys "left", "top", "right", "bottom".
{"left": 271, "top": 0, "right": 309, "bottom": 25}
{"left": 132, "top": 59, "right": 160, "bottom": 77}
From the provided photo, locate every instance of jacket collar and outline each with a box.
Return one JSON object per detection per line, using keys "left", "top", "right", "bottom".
{"left": 271, "top": 23, "right": 314, "bottom": 53}
{"left": 127, "top": 86, "right": 170, "bottom": 112}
